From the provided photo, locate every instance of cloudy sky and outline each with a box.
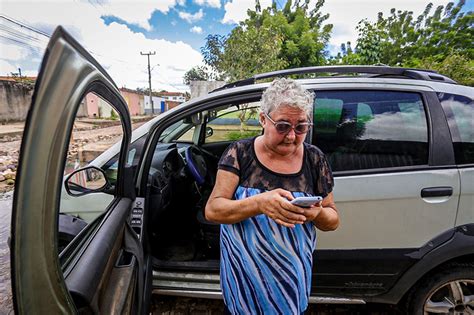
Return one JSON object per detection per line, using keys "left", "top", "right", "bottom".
{"left": 0, "top": 0, "right": 470, "bottom": 92}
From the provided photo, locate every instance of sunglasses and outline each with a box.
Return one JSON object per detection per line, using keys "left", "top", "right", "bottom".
{"left": 264, "top": 112, "right": 313, "bottom": 135}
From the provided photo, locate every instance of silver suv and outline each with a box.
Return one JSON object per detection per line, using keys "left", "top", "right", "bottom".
{"left": 11, "top": 27, "right": 474, "bottom": 314}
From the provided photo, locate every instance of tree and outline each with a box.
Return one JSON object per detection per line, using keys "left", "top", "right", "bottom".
{"left": 201, "top": 0, "right": 333, "bottom": 81}
{"left": 408, "top": 53, "right": 474, "bottom": 86}
{"left": 351, "top": 1, "right": 473, "bottom": 66}
{"left": 183, "top": 66, "right": 210, "bottom": 85}
{"left": 329, "top": 0, "right": 473, "bottom": 86}
{"left": 354, "top": 20, "right": 384, "bottom": 65}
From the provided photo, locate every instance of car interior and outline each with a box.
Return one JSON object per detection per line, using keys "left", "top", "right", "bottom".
{"left": 144, "top": 102, "right": 261, "bottom": 270}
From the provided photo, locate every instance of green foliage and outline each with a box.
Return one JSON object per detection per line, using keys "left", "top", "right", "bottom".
{"left": 226, "top": 130, "right": 261, "bottom": 141}
{"left": 354, "top": 20, "right": 384, "bottom": 64}
{"left": 327, "top": 41, "right": 361, "bottom": 65}
{"left": 378, "top": 1, "right": 472, "bottom": 65}
{"left": 201, "top": 0, "right": 332, "bottom": 81}
{"left": 406, "top": 53, "right": 474, "bottom": 86}
{"left": 330, "top": 0, "right": 473, "bottom": 86}
{"left": 183, "top": 66, "right": 211, "bottom": 85}
{"left": 110, "top": 109, "right": 118, "bottom": 120}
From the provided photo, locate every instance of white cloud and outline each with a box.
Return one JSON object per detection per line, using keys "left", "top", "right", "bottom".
{"left": 0, "top": 43, "right": 30, "bottom": 61}
{"left": 190, "top": 26, "right": 203, "bottom": 34}
{"left": 0, "top": 60, "right": 17, "bottom": 76}
{"left": 178, "top": 9, "right": 204, "bottom": 23}
{"left": 194, "top": 0, "right": 221, "bottom": 8}
{"left": 93, "top": 0, "right": 181, "bottom": 31}
{"left": 319, "top": 0, "right": 451, "bottom": 55}
{"left": 0, "top": 1, "right": 203, "bottom": 91}
{"left": 222, "top": 0, "right": 272, "bottom": 24}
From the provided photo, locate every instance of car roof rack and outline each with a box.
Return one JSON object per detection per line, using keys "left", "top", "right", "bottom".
{"left": 212, "top": 65, "right": 457, "bottom": 92}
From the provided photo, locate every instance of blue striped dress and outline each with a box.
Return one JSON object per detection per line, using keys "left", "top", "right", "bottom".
{"left": 218, "top": 138, "right": 334, "bottom": 314}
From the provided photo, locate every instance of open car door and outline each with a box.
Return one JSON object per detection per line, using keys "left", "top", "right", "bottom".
{"left": 11, "top": 27, "right": 149, "bottom": 314}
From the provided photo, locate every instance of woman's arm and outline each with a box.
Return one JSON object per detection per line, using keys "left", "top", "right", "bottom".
{"left": 303, "top": 192, "right": 340, "bottom": 231}
{"left": 205, "top": 169, "right": 307, "bottom": 228}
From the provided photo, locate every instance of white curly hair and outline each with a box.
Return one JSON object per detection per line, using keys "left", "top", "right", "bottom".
{"left": 260, "top": 78, "right": 314, "bottom": 116}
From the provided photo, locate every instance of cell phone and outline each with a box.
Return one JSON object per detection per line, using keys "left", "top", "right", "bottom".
{"left": 290, "top": 196, "right": 323, "bottom": 208}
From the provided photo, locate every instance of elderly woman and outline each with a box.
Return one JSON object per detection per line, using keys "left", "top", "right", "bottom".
{"left": 205, "top": 78, "right": 339, "bottom": 314}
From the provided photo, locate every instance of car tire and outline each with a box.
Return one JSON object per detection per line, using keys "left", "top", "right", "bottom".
{"left": 407, "top": 263, "right": 474, "bottom": 315}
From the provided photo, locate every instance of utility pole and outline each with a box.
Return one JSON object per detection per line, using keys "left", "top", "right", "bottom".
{"left": 140, "top": 51, "right": 156, "bottom": 115}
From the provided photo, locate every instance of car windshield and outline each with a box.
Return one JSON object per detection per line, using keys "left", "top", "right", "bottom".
{"left": 158, "top": 119, "right": 194, "bottom": 143}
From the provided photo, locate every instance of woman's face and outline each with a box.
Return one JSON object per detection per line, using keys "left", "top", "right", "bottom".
{"left": 260, "top": 105, "right": 309, "bottom": 156}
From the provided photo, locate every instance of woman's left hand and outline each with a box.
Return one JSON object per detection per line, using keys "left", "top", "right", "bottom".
{"left": 302, "top": 203, "right": 323, "bottom": 221}
{"left": 303, "top": 193, "right": 340, "bottom": 231}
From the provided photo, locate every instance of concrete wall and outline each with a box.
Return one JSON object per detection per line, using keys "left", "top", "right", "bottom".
{"left": 85, "top": 92, "right": 99, "bottom": 117}
{"left": 144, "top": 95, "right": 165, "bottom": 114}
{"left": 120, "top": 89, "right": 143, "bottom": 116}
{"left": 0, "top": 80, "right": 34, "bottom": 122}
{"left": 189, "top": 81, "right": 226, "bottom": 99}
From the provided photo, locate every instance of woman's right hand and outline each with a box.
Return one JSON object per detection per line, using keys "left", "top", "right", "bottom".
{"left": 256, "top": 189, "right": 307, "bottom": 228}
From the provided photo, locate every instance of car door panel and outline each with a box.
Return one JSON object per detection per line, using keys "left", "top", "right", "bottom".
{"left": 11, "top": 26, "right": 145, "bottom": 314}
{"left": 64, "top": 198, "right": 132, "bottom": 312}
{"left": 311, "top": 88, "right": 460, "bottom": 297}
{"left": 318, "top": 169, "right": 459, "bottom": 249}
{"left": 313, "top": 169, "right": 459, "bottom": 295}
{"left": 456, "top": 168, "right": 474, "bottom": 226}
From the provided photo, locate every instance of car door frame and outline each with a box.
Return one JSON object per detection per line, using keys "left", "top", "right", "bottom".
{"left": 10, "top": 26, "right": 140, "bottom": 313}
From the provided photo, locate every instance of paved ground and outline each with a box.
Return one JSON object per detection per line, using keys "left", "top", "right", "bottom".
{"left": 0, "top": 192, "right": 13, "bottom": 314}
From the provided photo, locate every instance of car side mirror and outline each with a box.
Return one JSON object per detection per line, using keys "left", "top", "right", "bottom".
{"left": 65, "top": 166, "right": 110, "bottom": 197}
{"left": 205, "top": 126, "right": 213, "bottom": 138}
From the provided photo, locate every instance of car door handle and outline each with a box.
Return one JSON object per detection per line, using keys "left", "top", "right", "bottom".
{"left": 421, "top": 187, "right": 453, "bottom": 198}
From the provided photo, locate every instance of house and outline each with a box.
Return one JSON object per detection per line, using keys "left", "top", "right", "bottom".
{"left": 119, "top": 87, "right": 144, "bottom": 116}
{"left": 155, "top": 91, "right": 187, "bottom": 112}
{"left": 156, "top": 91, "right": 186, "bottom": 103}
{"left": 143, "top": 95, "right": 166, "bottom": 115}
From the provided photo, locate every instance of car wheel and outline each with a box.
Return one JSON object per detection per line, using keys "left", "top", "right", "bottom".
{"left": 407, "top": 263, "right": 474, "bottom": 315}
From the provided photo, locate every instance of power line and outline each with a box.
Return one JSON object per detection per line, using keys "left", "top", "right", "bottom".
{"left": 0, "top": 15, "right": 50, "bottom": 38}
{"left": 0, "top": 34, "right": 44, "bottom": 51}
{"left": 0, "top": 25, "right": 48, "bottom": 45}
{"left": 0, "top": 13, "right": 168, "bottom": 87}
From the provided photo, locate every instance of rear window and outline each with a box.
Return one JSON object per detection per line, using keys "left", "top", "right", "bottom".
{"left": 312, "top": 90, "right": 429, "bottom": 172}
{"left": 438, "top": 93, "right": 474, "bottom": 165}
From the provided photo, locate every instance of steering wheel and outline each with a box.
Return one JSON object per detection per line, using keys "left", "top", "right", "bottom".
{"left": 185, "top": 146, "right": 208, "bottom": 185}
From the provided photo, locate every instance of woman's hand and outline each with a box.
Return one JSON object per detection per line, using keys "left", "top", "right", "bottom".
{"left": 302, "top": 203, "right": 323, "bottom": 222}
{"left": 304, "top": 193, "right": 340, "bottom": 231}
{"left": 256, "top": 189, "right": 307, "bottom": 228}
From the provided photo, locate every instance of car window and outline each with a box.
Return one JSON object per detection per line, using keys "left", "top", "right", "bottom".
{"left": 205, "top": 102, "right": 261, "bottom": 143}
{"left": 312, "top": 90, "right": 428, "bottom": 172}
{"left": 59, "top": 92, "right": 125, "bottom": 251}
{"left": 101, "top": 134, "right": 146, "bottom": 180}
{"left": 438, "top": 93, "right": 474, "bottom": 164}
{"left": 159, "top": 119, "right": 194, "bottom": 143}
